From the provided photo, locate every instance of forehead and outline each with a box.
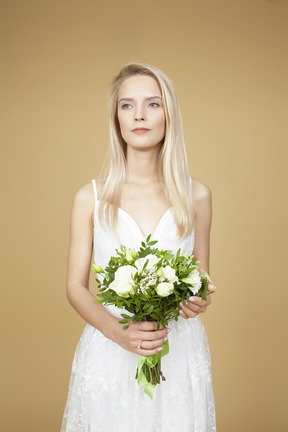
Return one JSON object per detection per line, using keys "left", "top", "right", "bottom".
{"left": 118, "top": 75, "right": 161, "bottom": 100}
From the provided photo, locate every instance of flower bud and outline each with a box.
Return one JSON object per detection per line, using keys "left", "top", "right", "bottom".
{"left": 92, "top": 264, "right": 104, "bottom": 274}
{"left": 125, "top": 249, "right": 134, "bottom": 262}
{"left": 157, "top": 267, "right": 164, "bottom": 277}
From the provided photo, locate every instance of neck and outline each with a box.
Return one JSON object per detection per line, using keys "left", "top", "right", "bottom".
{"left": 125, "top": 145, "right": 162, "bottom": 184}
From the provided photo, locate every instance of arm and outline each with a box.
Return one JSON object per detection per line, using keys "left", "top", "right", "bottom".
{"left": 66, "top": 183, "right": 168, "bottom": 355}
{"left": 179, "top": 179, "right": 216, "bottom": 319}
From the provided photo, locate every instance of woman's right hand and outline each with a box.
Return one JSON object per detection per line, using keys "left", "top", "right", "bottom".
{"left": 108, "top": 318, "right": 169, "bottom": 357}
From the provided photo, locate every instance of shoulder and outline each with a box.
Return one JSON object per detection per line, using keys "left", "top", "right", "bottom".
{"left": 71, "top": 182, "right": 96, "bottom": 223}
{"left": 73, "top": 182, "right": 94, "bottom": 204}
{"left": 72, "top": 178, "right": 107, "bottom": 211}
{"left": 191, "top": 178, "right": 212, "bottom": 216}
{"left": 192, "top": 178, "right": 211, "bottom": 202}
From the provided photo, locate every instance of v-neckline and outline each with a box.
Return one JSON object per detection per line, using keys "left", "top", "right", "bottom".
{"left": 118, "top": 207, "right": 172, "bottom": 240}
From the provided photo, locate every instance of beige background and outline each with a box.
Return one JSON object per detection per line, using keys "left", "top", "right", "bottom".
{"left": 1, "top": 0, "right": 287, "bottom": 430}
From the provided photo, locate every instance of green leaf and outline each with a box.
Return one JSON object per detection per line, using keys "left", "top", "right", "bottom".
{"left": 147, "top": 305, "right": 154, "bottom": 314}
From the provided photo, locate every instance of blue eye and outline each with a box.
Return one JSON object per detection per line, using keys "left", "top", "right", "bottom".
{"left": 121, "top": 104, "right": 131, "bottom": 109}
{"left": 149, "top": 102, "right": 159, "bottom": 108}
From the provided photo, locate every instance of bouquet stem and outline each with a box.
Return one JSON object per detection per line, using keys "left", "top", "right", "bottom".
{"left": 135, "top": 340, "right": 169, "bottom": 399}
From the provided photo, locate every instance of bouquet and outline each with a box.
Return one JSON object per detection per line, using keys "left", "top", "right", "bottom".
{"left": 92, "top": 235, "right": 214, "bottom": 399}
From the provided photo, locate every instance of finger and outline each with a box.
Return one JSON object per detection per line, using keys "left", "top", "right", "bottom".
{"left": 185, "top": 296, "right": 211, "bottom": 311}
{"left": 141, "top": 336, "right": 168, "bottom": 350}
{"left": 188, "top": 296, "right": 208, "bottom": 307}
{"left": 180, "top": 305, "right": 199, "bottom": 319}
{"left": 184, "top": 301, "right": 208, "bottom": 314}
{"left": 138, "top": 346, "right": 165, "bottom": 357}
{"left": 138, "top": 328, "right": 168, "bottom": 341}
{"left": 208, "top": 283, "right": 216, "bottom": 292}
{"left": 180, "top": 300, "right": 202, "bottom": 313}
{"left": 179, "top": 309, "right": 188, "bottom": 319}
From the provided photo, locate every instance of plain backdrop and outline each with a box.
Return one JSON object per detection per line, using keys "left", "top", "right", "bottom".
{"left": 1, "top": 0, "right": 287, "bottom": 431}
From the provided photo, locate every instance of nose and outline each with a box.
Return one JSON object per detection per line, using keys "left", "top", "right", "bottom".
{"left": 135, "top": 105, "right": 145, "bottom": 121}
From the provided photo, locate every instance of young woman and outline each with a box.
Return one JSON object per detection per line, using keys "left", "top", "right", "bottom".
{"left": 61, "top": 63, "right": 216, "bottom": 431}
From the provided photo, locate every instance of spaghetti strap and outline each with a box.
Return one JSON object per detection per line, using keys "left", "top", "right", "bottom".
{"left": 91, "top": 179, "right": 98, "bottom": 201}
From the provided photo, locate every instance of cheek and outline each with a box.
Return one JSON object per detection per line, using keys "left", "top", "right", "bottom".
{"left": 117, "top": 111, "right": 128, "bottom": 132}
{"left": 157, "top": 113, "right": 166, "bottom": 134}
{"left": 117, "top": 110, "right": 123, "bottom": 127}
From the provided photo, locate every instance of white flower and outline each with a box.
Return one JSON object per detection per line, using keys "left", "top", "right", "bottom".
{"left": 156, "top": 282, "right": 174, "bottom": 297}
{"left": 160, "top": 265, "right": 178, "bottom": 283}
{"left": 109, "top": 265, "right": 137, "bottom": 298}
{"left": 182, "top": 269, "right": 201, "bottom": 294}
{"left": 134, "top": 254, "right": 160, "bottom": 273}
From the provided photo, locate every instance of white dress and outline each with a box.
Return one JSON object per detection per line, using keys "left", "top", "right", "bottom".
{"left": 61, "top": 180, "right": 216, "bottom": 432}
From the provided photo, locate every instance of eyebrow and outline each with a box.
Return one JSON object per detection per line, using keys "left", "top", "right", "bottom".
{"left": 118, "top": 96, "right": 162, "bottom": 103}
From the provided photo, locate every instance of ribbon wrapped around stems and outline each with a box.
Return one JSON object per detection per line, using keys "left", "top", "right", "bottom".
{"left": 135, "top": 340, "right": 169, "bottom": 399}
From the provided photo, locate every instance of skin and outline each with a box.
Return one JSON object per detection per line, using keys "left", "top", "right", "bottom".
{"left": 66, "top": 75, "right": 216, "bottom": 357}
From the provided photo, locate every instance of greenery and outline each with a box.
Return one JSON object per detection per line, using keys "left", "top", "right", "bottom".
{"left": 92, "top": 235, "right": 214, "bottom": 398}
{"left": 93, "top": 234, "right": 212, "bottom": 330}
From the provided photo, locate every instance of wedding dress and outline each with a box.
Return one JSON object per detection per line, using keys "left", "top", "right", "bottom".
{"left": 61, "top": 179, "right": 216, "bottom": 432}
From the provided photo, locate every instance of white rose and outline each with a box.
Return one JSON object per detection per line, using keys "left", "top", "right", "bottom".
{"left": 182, "top": 269, "right": 201, "bottom": 294}
{"left": 156, "top": 282, "right": 174, "bottom": 297}
{"left": 134, "top": 254, "right": 160, "bottom": 273}
{"left": 109, "top": 265, "right": 137, "bottom": 298}
{"left": 161, "top": 265, "right": 178, "bottom": 283}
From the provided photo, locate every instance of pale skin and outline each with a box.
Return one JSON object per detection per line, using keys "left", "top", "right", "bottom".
{"left": 66, "top": 75, "right": 216, "bottom": 357}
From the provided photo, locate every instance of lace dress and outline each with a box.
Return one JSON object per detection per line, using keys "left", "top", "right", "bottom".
{"left": 61, "top": 180, "right": 216, "bottom": 432}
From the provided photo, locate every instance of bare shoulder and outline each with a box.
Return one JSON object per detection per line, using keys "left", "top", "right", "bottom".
{"left": 73, "top": 178, "right": 106, "bottom": 212}
{"left": 72, "top": 182, "right": 95, "bottom": 219}
{"left": 192, "top": 178, "right": 211, "bottom": 203}
{"left": 191, "top": 178, "right": 212, "bottom": 218}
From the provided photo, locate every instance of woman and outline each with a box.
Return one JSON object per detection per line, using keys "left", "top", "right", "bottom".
{"left": 61, "top": 63, "right": 216, "bottom": 431}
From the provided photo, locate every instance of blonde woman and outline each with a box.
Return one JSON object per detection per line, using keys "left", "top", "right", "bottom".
{"left": 61, "top": 63, "right": 216, "bottom": 431}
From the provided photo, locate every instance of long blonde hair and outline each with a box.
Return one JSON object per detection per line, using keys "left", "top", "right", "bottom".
{"left": 98, "top": 62, "right": 193, "bottom": 239}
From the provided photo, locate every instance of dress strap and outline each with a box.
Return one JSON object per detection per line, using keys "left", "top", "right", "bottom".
{"left": 91, "top": 179, "right": 98, "bottom": 201}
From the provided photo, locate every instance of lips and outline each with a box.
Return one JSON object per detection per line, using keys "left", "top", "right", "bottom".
{"left": 132, "top": 128, "right": 150, "bottom": 134}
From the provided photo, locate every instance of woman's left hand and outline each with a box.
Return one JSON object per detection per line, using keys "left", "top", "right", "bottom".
{"left": 179, "top": 283, "right": 216, "bottom": 319}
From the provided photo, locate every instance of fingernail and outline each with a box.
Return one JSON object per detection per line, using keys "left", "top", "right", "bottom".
{"left": 164, "top": 336, "right": 168, "bottom": 342}
{"left": 180, "top": 302, "right": 183, "bottom": 307}
{"left": 158, "top": 347, "right": 163, "bottom": 352}
{"left": 179, "top": 310, "right": 184, "bottom": 315}
{"left": 189, "top": 297, "right": 195, "bottom": 302}
{"left": 167, "top": 328, "right": 171, "bottom": 334}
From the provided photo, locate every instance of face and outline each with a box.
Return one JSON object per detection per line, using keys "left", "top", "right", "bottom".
{"left": 117, "top": 75, "right": 166, "bottom": 151}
